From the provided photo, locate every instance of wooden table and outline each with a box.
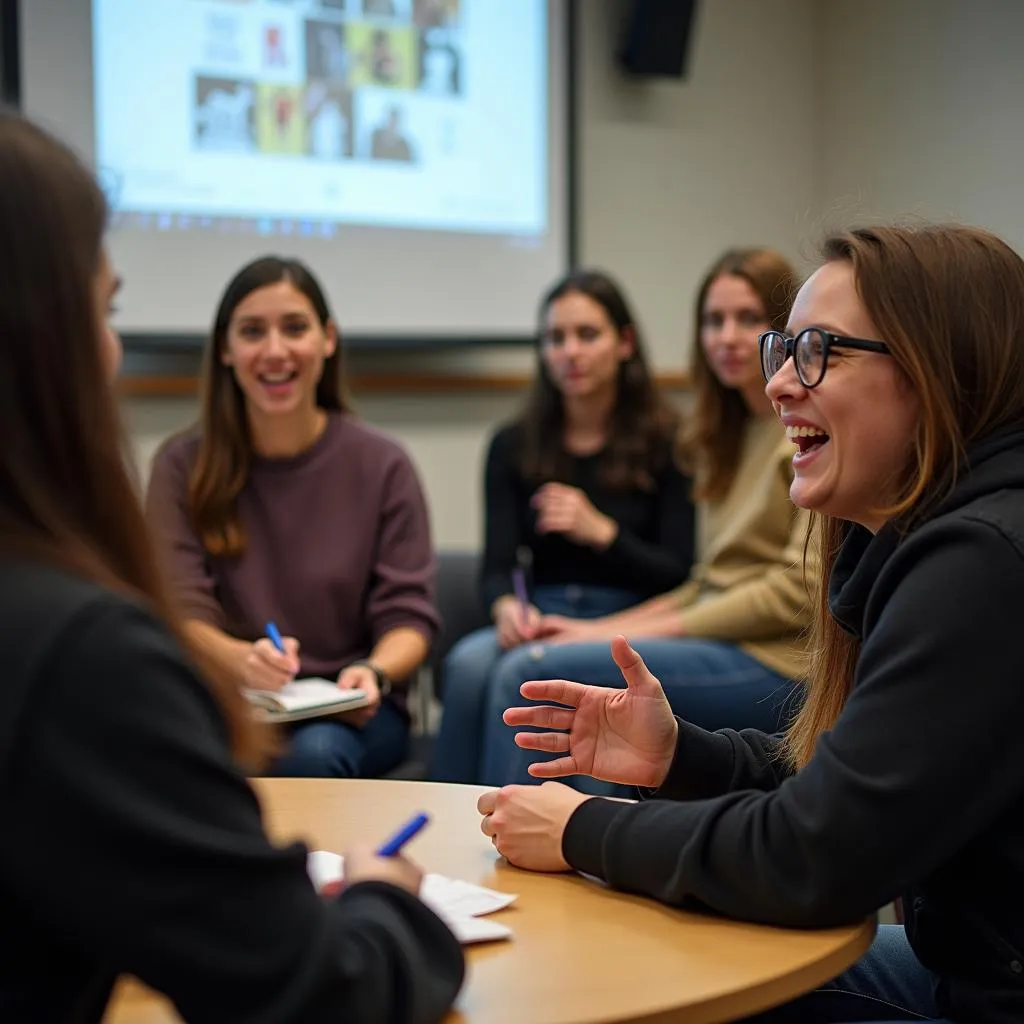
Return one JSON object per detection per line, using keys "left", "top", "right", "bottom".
{"left": 106, "top": 778, "right": 874, "bottom": 1024}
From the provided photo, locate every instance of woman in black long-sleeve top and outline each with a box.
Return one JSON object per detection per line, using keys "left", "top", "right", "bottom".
{"left": 0, "top": 113, "right": 462, "bottom": 1024}
{"left": 431, "top": 269, "right": 695, "bottom": 784}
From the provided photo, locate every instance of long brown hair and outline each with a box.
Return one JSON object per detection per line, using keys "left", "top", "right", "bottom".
{"left": 188, "top": 257, "right": 349, "bottom": 557}
{"left": 0, "top": 111, "right": 263, "bottom": 768}
{"left": 786, "top": 224, "right": 1024, "bottom": 769}
{"left": 517, "top": 269, "right": 680, "bottom": 490}
{"left": 681, "top": 249, "right": 797, "bottom": 500}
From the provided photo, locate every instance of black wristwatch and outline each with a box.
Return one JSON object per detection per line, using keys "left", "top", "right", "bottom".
{"left": 350, "top": 659, "right": 393, "bottom": 696}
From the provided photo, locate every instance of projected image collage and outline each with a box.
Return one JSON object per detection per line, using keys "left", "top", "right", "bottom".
{"left": 193, "top": 0, "right": 462, "bottom": 167}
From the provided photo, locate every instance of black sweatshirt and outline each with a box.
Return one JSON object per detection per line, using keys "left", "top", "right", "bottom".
{"left": 0, "top": 561, "right": 464, "bottom": 1023}
{"left": 480, "top": 424, "right": 695, "bottom": 610}
{"left": 563, "top": 427, "right": 1024, "bottom": 1024}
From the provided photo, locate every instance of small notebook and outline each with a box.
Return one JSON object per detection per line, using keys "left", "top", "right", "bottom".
{"left": 245, "top": 679, "right": 368, "bottom": 724}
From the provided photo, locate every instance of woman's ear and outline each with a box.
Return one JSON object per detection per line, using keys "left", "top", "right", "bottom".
{"left": 619, "top": 324, "right": 637, "bottom": 360}
{"left": 324, "top": 321, "right": 338, "bottom": 358}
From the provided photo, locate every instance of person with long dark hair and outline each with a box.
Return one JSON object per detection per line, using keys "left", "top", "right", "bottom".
{"left": 0, "top": 111, "right": 462, "bottom": 1022}
{"left": 430, "top": 269, "right": 695, "bottom": 784}
{"left": 476, "top": 249, "right": 814, "bottom": 790}
{"left": 146, "top": 256, "right": 438, "bottom": 779}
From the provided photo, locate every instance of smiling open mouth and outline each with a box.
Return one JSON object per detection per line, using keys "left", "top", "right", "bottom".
{"left": 786, "top": 424, "right": 830, "bottom": 455}
{"left": 258, "top": 371, "right": 298, "bottom": 385}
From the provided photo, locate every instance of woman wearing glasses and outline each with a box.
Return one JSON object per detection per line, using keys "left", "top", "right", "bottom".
{"left": 476, "top": 248, "right": 817, "bottom": 790}
{"left": 481, "top": 223, "right": 1024, "bottom": 1024}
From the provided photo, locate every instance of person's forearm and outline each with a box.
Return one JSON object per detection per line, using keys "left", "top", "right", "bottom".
{"left": 615, "top": 608, "right": 688, "bottom": 640}
{"left": 369, "top": 626, "right": 429, "bottom": 685}
{"left": 185, "top": 620, "right": 249, "bottom": 688}
{"left": 598, "top": 592, "right": 684, "bottom": 635}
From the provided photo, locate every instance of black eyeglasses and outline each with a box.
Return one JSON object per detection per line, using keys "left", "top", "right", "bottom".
{"left": 758, "top": 328, "right": 892, "bottom": 388}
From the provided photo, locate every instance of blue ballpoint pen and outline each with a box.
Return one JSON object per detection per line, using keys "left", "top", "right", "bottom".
{"left": 376, "top": 812, "right": 430, "bottom": 857}
{"left": 265, "top": 621, "right": 286, "bottom": 654}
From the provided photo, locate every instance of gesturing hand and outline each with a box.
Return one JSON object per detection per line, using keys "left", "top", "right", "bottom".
{"left": 503, "top": 635, "right": 678, "bottom": 789}
{"left": 531, "top": 483, "right": 617, "bottom": 549}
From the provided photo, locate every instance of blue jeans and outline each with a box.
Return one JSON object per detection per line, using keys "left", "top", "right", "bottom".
{"left": 268, "top": 698, "right": 409, "bottom": 778}
{"left": 740, "top": 924, "right": 951, "bottom": 1022}
{"left": 429, "top": 585, "right": 640, "bottom": 784}
{"left": 479, "top": 638, "right": 801, "bottom": 790}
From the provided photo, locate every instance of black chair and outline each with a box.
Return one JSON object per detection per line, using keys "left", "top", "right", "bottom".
{"left": 427, "top": 549, "right": 489, "bottom": 702}
{"left": 385, "top": 550, "right": 489, "bottom": 779}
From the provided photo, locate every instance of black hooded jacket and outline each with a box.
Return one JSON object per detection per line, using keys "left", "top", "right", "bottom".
{"left": 564, "top": 426, "right": 1024, "bottom": 1024}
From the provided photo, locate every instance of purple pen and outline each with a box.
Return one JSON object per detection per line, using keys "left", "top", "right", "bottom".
{"left": 511, "top": 566, "right": 530, "bottom": 618}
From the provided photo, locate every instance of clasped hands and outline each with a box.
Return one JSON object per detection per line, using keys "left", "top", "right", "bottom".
{"left": 478, "top": 636, "right": 678, "bottom": 872}
{"left": 243, "top": 635, "right": 382, "bottom": 726}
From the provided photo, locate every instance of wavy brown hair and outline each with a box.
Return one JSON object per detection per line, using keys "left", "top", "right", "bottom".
{"left": 0, "top": 111, "right": 263, "bottom": 769}
{"left": 517, "top": 269, "right": 680, "bottom": 490}
{"left": 681, "top": 249, "right": 798, "bottom": 500}
{"left": 785, "top": 224, "right": 1024, "bottom": 769}
{"left": 188, "top": 257, "right": 349, "bottom": 557}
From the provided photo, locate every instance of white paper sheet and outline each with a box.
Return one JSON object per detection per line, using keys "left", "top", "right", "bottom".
{"left": 307, "top": 850, "right": 516, "bottom": 945}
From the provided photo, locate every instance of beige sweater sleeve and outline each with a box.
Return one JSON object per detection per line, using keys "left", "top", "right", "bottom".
{"left": 680, "top": 509, "right": 816, "bottom": 641}
{"left": 675, "top": 438, "right": 819, "bottom": 642}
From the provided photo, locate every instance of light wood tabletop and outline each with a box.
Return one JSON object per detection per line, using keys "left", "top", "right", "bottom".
{"left": 105, "top": 778, "right": 874, "bottom": 1024}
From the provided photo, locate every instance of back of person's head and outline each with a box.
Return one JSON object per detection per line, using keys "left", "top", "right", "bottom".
{"left": 0, "top": 111, "right": 261, "bottom": 766}
{"left": 0, "top": 111, "right": 140, "bottom": 590}
{"left": 683, "top": 248, "right": 797, "bottom": 500}
{"left": 518, "top": 268, "right": 680, "bottom": 491}
{"left": 190, "top": 256, "right": 347, "bottom": 558}
{"left": 786, "top": 222, "right": 1024, "bottom": 768}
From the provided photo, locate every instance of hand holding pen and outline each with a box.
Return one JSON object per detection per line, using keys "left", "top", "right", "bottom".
{"left": 241, "top": 620, "right": 301, "bottom": 691}
{"left": 326, "top": 813, "right": 431, "bottom": 898}
{"left": 494, "top": 547, "right": 541, "bottom": 649}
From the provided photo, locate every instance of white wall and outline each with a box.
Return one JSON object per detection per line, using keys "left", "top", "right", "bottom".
{"left": 124, "top": 0, "right": 823, "bottom": 547}
{"left": 577, "top": 0, "right": 821, "bottom": 366}
{"left": 819, "top": 0, "right": 1024, "bottom": 252}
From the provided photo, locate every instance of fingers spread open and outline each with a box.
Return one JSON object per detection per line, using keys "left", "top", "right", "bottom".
{"left": 527, "top": 756, "right": 577, "bottom": 778}
{"left": 611, "top": 635, "right": 659, "bottom": 691}
{"left": 519, "top": 678, "right": 586, "bottom": 706}
{"left": 514, "top": 731, "right": 570, "bottom": 752}
{"left": 502, "top": 704, "right": 575, "bottom": 729}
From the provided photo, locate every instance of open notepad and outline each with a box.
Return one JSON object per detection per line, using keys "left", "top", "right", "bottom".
{"left": 308, "top": 850, "right": 517, "bottom": 945}
{"left": 244, "top": 679, "right": 369, "bottom": 724}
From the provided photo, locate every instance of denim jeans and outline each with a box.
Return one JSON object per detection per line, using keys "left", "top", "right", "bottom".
{"left": 268, "top": 698, "right": 409, "bottom": 778}
{"left": 429, "top": 584, "right": 640, "bottom": 784}
{"left": 479, "top": 636, "right": 801, "bottom": 790}
{"left": 740, "top": 924, "right": 952, "bottom": 1022}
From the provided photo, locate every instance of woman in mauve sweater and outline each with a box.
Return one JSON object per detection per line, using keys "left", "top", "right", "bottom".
{"left": 146, "top": 257, "right": 438, "bottom": 779}
{"left": 478, "top": 248, "right": 816, "bottom": 790}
